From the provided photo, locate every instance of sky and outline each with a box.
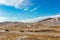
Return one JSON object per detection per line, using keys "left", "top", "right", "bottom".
{"left": 0, "top": 0, "right": 60, "bottom": 22}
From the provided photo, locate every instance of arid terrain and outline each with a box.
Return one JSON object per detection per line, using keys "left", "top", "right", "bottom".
{"left": 0, "top": 18, "right": 60, "bottom": 40}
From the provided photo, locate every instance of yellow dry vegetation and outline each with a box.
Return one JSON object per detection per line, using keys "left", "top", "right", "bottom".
{"left": 0, "top": 26, "right": 60, "bottom": 40}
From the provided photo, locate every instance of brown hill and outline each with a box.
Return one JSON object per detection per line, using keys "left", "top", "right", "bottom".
{"left": 0, "top": 18, "right": 60, "bottom": 40}
{"left": 34, "top": 18, "right": 60, "bottom": 27}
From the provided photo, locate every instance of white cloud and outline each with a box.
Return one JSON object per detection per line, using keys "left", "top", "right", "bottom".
{"left": 0, "top": 16, "right": 19, "bottom": 22}
{"left": 0, "top": 0, "right": 33, "bottom": 9}
{"left": 0, "top": 16, "right": 8, "bottom": 22}
{"left": 20, "top": 14, "right": 60, "bottom": 23}
{"left": 24, "top": 8, "right": 28, "bottom": 11}
{"left": 0, "top": 14, "right": 60, "bottom": 22}
{"left": 0, "top": 0, "right": 24, "bottom": 6}
{"left": 20, "top": 16, "right": 49, "bottom": 23}
{"left": 30, "top": 6, "right": 40, "bottom": 12}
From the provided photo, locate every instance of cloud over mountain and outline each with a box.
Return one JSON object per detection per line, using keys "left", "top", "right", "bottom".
{"left": 20, "top": 14, "right": 60, "bottom": 23}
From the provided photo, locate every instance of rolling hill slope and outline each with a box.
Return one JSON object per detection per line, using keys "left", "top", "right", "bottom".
{"left": 0, "top": 17, "right": 60, "bottom": 40}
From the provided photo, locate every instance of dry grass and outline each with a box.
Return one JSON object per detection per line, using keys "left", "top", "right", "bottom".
{"left": 0, "top": 26, "right": 60, "bottom": 40}
{"left": 0, "top": 21, "right": 60, "bottom": 40}
{"left": 0, "top": 31, "right": 60, "bottom": 40}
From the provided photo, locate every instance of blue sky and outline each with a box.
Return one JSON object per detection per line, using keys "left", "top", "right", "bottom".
{"left": 0, "top": 0, "right": 60, "bottom": 22}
